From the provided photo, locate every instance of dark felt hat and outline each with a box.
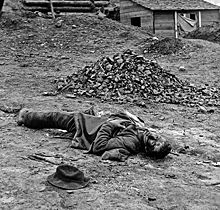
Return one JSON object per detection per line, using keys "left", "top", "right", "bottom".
{"left": 47, "top": 164, "right": 90, "bottom": 190}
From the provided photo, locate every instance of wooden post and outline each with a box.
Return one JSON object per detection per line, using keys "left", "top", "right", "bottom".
{"left": 174, "top": 11, "right": 178, "bottom": 38}
{"left": 49, "top": 0, "right": 55, "bottom": 19}
{"left": 0, "top": 0, "right": 5, "bottom": 12}
{"left": 153, "top": 12, "right": 155, "bottom": 34}
{"left": 198, "top": 11, "right": 202, "bottom": 27}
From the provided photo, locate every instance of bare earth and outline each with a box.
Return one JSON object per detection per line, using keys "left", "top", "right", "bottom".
{"left": 0, "top": 12, "right": 220, "bottom": 210}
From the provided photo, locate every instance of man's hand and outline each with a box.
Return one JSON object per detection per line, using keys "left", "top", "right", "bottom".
{"left": 101, "top": 149, "right": 130, "bottom": 162}
{"left": 108, "top": 119, "right": 127, "bottom": 129}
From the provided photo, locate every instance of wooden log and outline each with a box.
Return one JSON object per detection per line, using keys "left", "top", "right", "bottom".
{"left": 24, "top": 0, "right": 109, "bottom": 3}
{"left": 198, "top": 11, "right": 202, "bottom": 27}
{"left": 24, "top": 1, "right": 92, "bottom": 7}
{"left": 24, "top": 0, "right": 109, "bottom": 7}
{"left": 49, "top": 0, "right": 55, "bottom": 19}
{"left": 95, "top": 1, "right": 109, "bottom": 7}
{"left": 0, "top": 0, "right": 5, "bottom": 12}
{"left": 174, "top": 11, "right": 178, "bottom": 38}
{"left": 24, "top": 6, "right": 93, "bottom": 12}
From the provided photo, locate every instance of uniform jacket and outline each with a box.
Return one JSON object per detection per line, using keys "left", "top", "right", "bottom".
{"left": 72, "top": 112, "right": 145, "bottom": 161}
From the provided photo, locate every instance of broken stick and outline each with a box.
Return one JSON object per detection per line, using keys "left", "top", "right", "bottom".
{"left": 48, "top": 0, "right": 55, "bottom": 19}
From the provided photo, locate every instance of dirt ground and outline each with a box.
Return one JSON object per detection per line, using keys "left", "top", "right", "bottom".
{"left": 0, "top": 12, "right": 220, "bottom": 210}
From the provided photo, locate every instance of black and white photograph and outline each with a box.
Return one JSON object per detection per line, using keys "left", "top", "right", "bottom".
{"left": 0, "top": 0, "right": 220, "bottom": 209}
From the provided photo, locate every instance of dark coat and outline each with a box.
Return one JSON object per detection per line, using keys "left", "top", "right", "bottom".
{"left": 72, "top": 112, "right": 145, "bottom": 161}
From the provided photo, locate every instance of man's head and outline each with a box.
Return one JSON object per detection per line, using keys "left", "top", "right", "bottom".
{"left": 17, "top": 108, "right": 30, "bottom": 126}
{"left": 140, "top": 130, "right": 172, "bottom": 159}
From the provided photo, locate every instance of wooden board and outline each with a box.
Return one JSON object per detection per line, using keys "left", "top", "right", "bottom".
{"left": 154, "top": 11, "right": 174, "bottom": 31}
{"left": 120, "top": 0, "right": 153, "bottom": 31}
{"left": 120, "top": 0, "right": 143, "bottom": 14}
{"left": 155, "top": 29, "right": 174, "bottom": 37}
{"left": 24, "top": 0, "right": 109, "bottom": 7}
{"left": 24, "top": 0, "right": 107, "bottom": 2}
{"left": 24, "top": 6, "right": 92, "bottom": 12}
{"left": 201, "top": 9, "right": 220, "bottom": 26}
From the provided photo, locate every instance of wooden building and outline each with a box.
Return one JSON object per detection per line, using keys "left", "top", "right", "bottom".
{"left": 120, "top": 0, "right": 220, "bottom": 37}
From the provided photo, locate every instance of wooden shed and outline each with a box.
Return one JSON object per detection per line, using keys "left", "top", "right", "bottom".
{"left": 120, "top": 0, "right": 220, "bottom": 37}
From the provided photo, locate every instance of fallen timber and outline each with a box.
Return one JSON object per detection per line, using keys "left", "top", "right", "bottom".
{"left": 23, "top": 0, "right": 109, "bottom": 7}
{"left": 24, "top": 6, "right": 93, "bottom": 13}
{"left": 23, "top": 0, "right": 110, "bottom": 13}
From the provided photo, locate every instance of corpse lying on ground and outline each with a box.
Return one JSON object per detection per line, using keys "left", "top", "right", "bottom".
{"left": 17, "top": 107, "right": 172, "bottom": 161}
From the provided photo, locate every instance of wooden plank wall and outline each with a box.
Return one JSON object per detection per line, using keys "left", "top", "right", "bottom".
{"left": 154, "top": 11, "right": 175, "bottom": 37}
{"left": 201, "top": 9, "right": 220, "bottom": 26}
{"left": 120, "top": 0, "right": 220, "bottom": 37}
{"left": 120, "top": 0, "right": 153, "bottom": 31}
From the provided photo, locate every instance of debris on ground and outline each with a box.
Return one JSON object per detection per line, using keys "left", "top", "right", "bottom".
{"left": 184, "top": 24, "right": 220, "bottom": 44}
{"left": 56, "top": 49, "right": 220, "bottom": 107}
{"left": 0, "top": 103, "right": 23, "bottom": 113}
{"left": 179, "top": 66, "right": 186, "bottom": 72}
{"left": 28, "top": 153, "right": 62, "bottom": 165}
{"left": 143, "top": 37, "right": 184, "bottom": 55}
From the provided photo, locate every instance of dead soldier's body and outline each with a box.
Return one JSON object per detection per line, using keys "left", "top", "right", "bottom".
{"left": 17, "top": 107, "right": 172, "bottom": 161}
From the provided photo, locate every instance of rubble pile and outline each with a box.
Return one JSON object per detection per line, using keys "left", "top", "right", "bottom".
{"left": 144, "top": 37, "right": 184, "bottom": 55}
{"left": 57, "top": 50, "right": 219, "bottom": 107}
{"left": 184, "top": 24, "right": 220, "bottom": 44}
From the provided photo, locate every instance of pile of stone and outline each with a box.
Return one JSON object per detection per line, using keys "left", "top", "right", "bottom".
{"left": 57, "top": 50, "right": 219, "bottom": 107}
{"left": 184, "top": 24, "right": 220, "bottom": 44}
{"left": 144, "top": 37, "right": 184, "bottom": 55}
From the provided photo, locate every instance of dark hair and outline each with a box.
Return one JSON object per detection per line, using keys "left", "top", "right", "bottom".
{"left": 144, "top": 133, "right": 172, "bottom": 159}
{"left": 145, "top": 142, "right": 172, "bottom": 159}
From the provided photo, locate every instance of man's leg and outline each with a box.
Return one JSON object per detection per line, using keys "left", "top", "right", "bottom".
{"left": 18, "top": 106, "right": 96, "bottom": 132}
{"left": 18, "top": 109, "right": 76, "bottom": 132}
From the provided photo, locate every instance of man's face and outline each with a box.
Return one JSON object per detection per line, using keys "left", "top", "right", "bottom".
{"left": 17, "top": 108, "right": 30, "bottom": 126}
{"left": 144, "top": 132, "right": 172, "bottom": 158}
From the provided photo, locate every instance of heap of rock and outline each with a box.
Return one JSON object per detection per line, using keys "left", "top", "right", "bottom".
{"left": 57, "top": 50, "right": 219, "bottom": 107}
{"left": 184, "top": 24, "right": 220, "bottom": 44}
{"left": 144, "top": 37, "right": 184, "bottom": 55}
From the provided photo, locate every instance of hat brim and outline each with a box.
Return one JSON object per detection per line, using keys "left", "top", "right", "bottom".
{"left": 47, "top": 173, "right": 90, "bottom": 190}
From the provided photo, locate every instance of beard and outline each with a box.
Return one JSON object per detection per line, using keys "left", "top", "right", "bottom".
{"left": 143, "top": 133, "right": 172, "bottom": 159}
{"left": 145, "top": 142, "right": 172, "bottom": 158}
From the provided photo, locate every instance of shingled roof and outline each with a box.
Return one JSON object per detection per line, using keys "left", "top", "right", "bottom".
{"left": 131, "top": 0, "right": 220, "bottom": 10}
